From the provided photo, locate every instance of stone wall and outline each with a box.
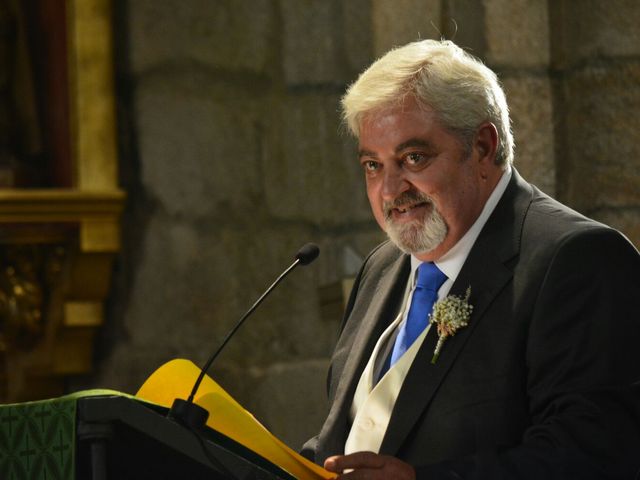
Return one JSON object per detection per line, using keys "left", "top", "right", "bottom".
{"left": 549, "top": 0, "right": 640, "bottom": 243}
{"left": 81, "top": 0, "right": 640, "bottom": 450}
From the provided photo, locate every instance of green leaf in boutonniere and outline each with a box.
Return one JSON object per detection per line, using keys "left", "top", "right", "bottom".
{"left": 430, "top": 287, "right": 473, "bottom": 364}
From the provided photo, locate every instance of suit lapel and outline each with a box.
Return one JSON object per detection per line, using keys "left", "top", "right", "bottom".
{"left": 318, "top": 250, "right": 410, "bottom": 458}
{"left": 380, "top": 170, "right": 534, "bottom": 455}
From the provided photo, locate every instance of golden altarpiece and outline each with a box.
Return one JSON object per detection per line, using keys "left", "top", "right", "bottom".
{"left": 0, "top": 0, "right": 123, "bottom": 401}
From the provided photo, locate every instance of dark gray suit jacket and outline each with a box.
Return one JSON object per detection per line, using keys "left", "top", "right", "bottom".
{"left": 302, "top": 170, "right": 640, "bottom": 479}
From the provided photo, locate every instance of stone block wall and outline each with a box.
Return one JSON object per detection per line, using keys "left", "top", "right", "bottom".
{"left": 90, "top": 0, "right": 386, "bottom": 450}
{"left": 549, "top": 0, "right": 640, "bottom": 242}
{"left": 80, "top": 0, "right": 640, "bottom": 451}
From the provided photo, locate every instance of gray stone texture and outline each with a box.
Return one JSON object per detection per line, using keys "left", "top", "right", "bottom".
{"left": 314, "top": 230, "right": 386, "bottom": 287}
{"left": 281, "top": 0, "right": 370, "bottom": 86}
{"left": 547, "top": 0, "right": 640, "bottom": 239}
{"left": 547, "top": 0, "right": 640, "bottom": 247}
{"left": 551, "top": 0, "right": 640, "bottom": 68}
{"left": 372, "top": 0, "right": 441, "bottom": 56}
{"left": 128, "top": 0, "right": 275, "bottom": 75}
{"left": 561, "top": 62, "right": 640, "bottom": 213}
{"left": 342, "top": 0, "right": 375, "bottom": 76}
{"left": 441, "top": 0, "right": 487, "bottom": 56}
{"left": 243, "top": 359, "right": 331, "bottom": 449}
{"left": 117, "top": 212, "right": 338, "bottom": 367}
{"left": 483, "top": 0, "right": 550, "bottom": 68}
{"left": 263, "top": 93, "right": 372, "bottom": 226}
{"left": 135, "top": 73, "right": 266, "bottom": 219}
{"left": 502, "top": 75, "right": 555, "bottom": 195}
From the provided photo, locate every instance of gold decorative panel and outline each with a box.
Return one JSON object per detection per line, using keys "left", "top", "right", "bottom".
{"left": 0, "top": 0, "right": 124, "bottom": 402}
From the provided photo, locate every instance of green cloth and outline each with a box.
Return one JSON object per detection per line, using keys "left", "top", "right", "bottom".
{"left": 0, "top": 389, "right": 131, "bottom": 480}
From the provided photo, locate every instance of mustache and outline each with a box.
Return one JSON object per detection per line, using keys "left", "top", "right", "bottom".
{"left": 383, "top": 190, "right": 433, "bottom": 219}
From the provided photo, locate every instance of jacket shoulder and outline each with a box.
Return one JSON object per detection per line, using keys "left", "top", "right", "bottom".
{"left": 360, "top": 240, "right": 406, "bottom": 276}
{"left": 523, "top": 187, "right": 632, "bottom": 248}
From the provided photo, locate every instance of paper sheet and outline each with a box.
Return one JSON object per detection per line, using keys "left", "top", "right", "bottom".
{"left": 136, "top": 358, "right": 335, "bottom": 480}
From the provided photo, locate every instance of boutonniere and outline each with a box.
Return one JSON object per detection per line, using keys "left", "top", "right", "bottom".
{"left": 430, "top": 287, "right": 473, "bottom": 364}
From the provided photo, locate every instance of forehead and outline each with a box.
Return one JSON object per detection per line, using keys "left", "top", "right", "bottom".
{"left": 358, "top": 99, "right": 450, "bottom": 151}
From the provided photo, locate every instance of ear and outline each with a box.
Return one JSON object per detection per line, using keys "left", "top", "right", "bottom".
{"left": 473, "top": 122, "right": 499, "bottom": 170}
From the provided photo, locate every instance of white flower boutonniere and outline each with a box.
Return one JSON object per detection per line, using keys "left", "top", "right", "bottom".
{"left": 430, "top": 287, "right": 473, "bottom": 364}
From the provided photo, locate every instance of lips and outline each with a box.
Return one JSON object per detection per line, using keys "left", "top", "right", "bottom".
{"left": 394, "top": 201, "right": 428, "bottom": 214}
{"left": 383, "top": 190, "right": 434, "bottom": 223}
{"left": 385, "top": 202, "right": 431, "bottom": 224}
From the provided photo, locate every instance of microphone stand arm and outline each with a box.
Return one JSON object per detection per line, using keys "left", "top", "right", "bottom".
{"left": 169, "top": 258, "right": 302, "bottom": 429}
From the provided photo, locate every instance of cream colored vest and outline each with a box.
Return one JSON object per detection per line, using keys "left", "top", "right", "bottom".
{"left": 344, "top": 309, "right": 432, "bottom": 454}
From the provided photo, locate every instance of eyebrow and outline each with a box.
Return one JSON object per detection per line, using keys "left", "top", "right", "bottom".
{"left": 358, "top": 148, "right": 377, "bottom": 159}
{"left": 395, "top": 138, "right": 436, "bottom": 153}
{"left": 358, "top": 138, "right": 436, "bottom": 159}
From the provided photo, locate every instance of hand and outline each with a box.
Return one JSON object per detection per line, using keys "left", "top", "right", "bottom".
{"left": 324, "top": 451, "right": 416, "bottom": 480}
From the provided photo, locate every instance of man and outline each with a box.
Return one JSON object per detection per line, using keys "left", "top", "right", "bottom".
{"left": 301, "top": 40, "right": 640, "bottom": 479}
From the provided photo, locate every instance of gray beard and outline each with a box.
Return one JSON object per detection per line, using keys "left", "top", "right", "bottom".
{"left": 383, "top": 194, "right": 448, "bottom": 255}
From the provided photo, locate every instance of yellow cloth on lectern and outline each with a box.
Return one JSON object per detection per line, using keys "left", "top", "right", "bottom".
{"left": 136, "top": 358, "right": 335, "bottom": 480}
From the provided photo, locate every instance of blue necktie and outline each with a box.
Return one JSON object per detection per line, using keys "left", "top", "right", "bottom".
{"left": 388, "top": 262, "right": 447, "bottom": 369}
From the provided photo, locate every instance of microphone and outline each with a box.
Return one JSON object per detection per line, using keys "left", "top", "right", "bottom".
{"left": 295, "top": 242, "right": 320, "bottom": 265}
{"left": 169, "top": 243, "right": 320, "bottom": 429}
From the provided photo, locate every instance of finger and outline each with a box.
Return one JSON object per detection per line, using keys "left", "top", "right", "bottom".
{"left": 325, "top": 452, "right": 385, "bottom": 472}
{"left": 324, "top": 456, "right": 340, "bottom": 473}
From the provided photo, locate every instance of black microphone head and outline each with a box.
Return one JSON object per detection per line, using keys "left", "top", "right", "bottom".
{"left": 295, "top": 243, "right": 320, "bottom": 265}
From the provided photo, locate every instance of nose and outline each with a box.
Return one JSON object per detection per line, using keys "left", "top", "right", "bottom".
{"left": 381, "top": 164, "right": 409, "bottom": 202}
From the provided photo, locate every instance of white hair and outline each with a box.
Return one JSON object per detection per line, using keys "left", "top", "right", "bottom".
{"left": 341, "top": 39, "right": 514, "bottom": 167}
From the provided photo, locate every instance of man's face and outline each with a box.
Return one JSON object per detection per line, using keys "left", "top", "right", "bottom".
{"left": 358, "top": 97, "right": 497, "bottom": 261}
